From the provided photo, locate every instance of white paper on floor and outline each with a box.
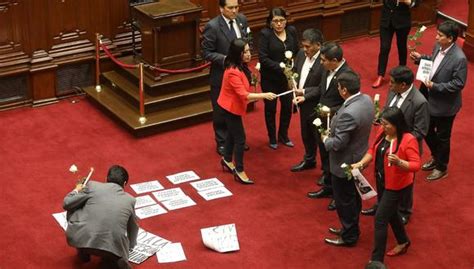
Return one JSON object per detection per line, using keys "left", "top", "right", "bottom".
{"left": 201, "top": 223, "right": 240, "bottom": 253}
{"left": 130, "top": 180, "right": 164, "bottom": 194}
{"left": 156, "top": 242, "right": 187, "bottom": 263}
{"left": 166, "top": 171, "right": 200, "bottom": 184}
{"left": 161, "top": 196, "right": 196, "bottom": 210}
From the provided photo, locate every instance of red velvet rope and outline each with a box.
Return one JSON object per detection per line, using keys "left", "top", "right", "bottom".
{"left": 99, "top": 41, "right": 210, "bottom": 73}
{"left": 99, "top": 43, "right": 138, "bottom": 69}
{"left": 146, "top": 62, "right": 210, "bottom": 74}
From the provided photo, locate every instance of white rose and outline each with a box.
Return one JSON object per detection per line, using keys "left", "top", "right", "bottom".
{"left": 255, "top": 62, "right": 261, "bottom": 71}
{"left": 285, "top": 50, "right": 293, "bottom": 59}
{"left": 340, "top": 163, "right": 348, "bottom": 169}
{"left": 419, "top": 25, "right": 427, "bottom": 33}
{"left": 246, "top": 27, "right": 251, "bottom": 34}
{"left": 69, "top": 164, "right": 78, "bottom": 173}
{"left": 321, "top": 105, "right": 330, "bottom": 113}
{"left": 313, "top": 118, "right": 322, "bottom": 127}
{"left": 279, "top": 62, "right": 286, "bottom": 69}
{"left": 374, "top": 94, "right": 380, "bottom": 102}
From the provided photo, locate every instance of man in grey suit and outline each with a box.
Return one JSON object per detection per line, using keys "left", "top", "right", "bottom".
{"left": 410, "top": 21, "right": 467, "bottom": 181}
{"left": 291, "top": 28, "right": 325, "bottom": 172}
{"left": 321, "top": 71, "right": 374, "bottom": 246}
{"left": 362, "top": 66, "right": 429, "bottom": 224}
{"left": 202, "top": 0, "right": 248, "bottom": 156}
{"left": 63, "top": 165, "right": 138, "bottom": 269}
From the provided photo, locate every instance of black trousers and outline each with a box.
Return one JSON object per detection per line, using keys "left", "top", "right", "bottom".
{"left": 332, "top": 174, "right": 361, "bottom": 243}
{"left": 374, "top": 171, "right": 413, "bottom": 217}
{"left": 377, "top": 23, "right": 410, "bottom": 76}
{"left": 318, "top": 136, "right": 331, "bottom": 189}
{"left": 299, "top": 106, "right": 318, "bottom": 162}
{"left": 425, "top": 115, "right": 456, "bottom": 172}
{"left": 262, "top": 89, "right": 292, "bottom": 144}
{"left": 211, "top": 85, "right": 227, "bottom": 147}
{"left": 222, "top": 108, "right": 246, "bottom": 172}
{"left": 371, "top": 185, "right": 411, "bottom": 262}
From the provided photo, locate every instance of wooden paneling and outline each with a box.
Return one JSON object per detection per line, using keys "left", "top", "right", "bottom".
{"left": 463, "top": 0, "right": 474, "bottom": 60}
{"left": 0, "top": 0, "right": 439, "bottom": 109}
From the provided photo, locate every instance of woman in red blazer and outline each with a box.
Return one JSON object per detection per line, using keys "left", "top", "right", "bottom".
{"left": 354, "top": 107, "right": 421, "bottom": 266}
{"left": 218, "top": 39, "right": 276, "bottom": 184}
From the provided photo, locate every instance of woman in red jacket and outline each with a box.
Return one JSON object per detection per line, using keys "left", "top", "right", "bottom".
{"left": 218, "top": 39, "right": 276, "bottom": 184}
{"left": 354, "top": 107, "right": 421, "bottom": 266}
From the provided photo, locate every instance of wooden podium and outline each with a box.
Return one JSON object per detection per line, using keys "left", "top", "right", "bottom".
{"left": 131, "top": 0, "right": 203, "bottom": 80}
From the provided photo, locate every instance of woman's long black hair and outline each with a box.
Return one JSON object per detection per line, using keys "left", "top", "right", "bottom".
{"left": 224, "top": 38, "right": 247, "bottom": 71}
{"left": 375, "top": 106, "right": 409, "bottom": 153}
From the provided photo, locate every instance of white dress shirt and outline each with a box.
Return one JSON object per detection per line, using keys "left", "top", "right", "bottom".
{"left": 298, "top": 51, "right": 320, "bottom": 93}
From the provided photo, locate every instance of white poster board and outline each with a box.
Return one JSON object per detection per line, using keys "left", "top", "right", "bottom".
{"left": 135, "top": 204, "right": 168, "bottom": 219}
{"left": 130, "top": 180, "right": 164, "bottom": 194}
{"left": 201, "top": 223, "right": 240, "bottom": 253}
{"left": 352, "top": 169, "right": 377, "bottom": 200}
{"left": 166, "top": 171, "right": 200, "bottom": 184}
{"left": 416, "top": 59, "right": 433, "bottom": 82}
{"left": 135, "top": 195, "right": 157, "bottom": 209}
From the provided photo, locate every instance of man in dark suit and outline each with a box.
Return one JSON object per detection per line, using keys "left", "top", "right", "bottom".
{"left": 202, "top": 0, "right": 248, "bottom": 156}
{"left": 322, "top": 71, "right": 374, "bottom": 246}
{"left": 362, "top": 66, "right": 429, "bottom": 224}
{"left": 410, "top": 21, "right": 467, "bottom": 181}
{"left": 306, "top": 42, "right": 351, "bottom": 211}
{"left": 63, "top": 165, "right": 138, "bottom": 269}
{"left": 372, "top": 0, "right": 417, "bottom": 88}
{"left": 291, "top": 29, "right": 325, "bottom": 172}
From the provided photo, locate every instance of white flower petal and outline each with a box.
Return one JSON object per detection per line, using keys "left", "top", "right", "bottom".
{"left": 285, "top": 50, "right": 293, "bottom": 59}
{"left": 69, "top": 164, "right": 78, "bottom": 173}
{"left": 313, "top": 118, "right": 322, "bottom": 126}
{"left": 374, "top": 94, "right": 380, "bottom": 102}
{"left": 419, "top": 25, "right": 427, "bottom": 32}
{"left": 280, "top": 62, "right": 286, "bottom": 69}
{"left": 255, "top": 62, "right": 261, "bottom": 70}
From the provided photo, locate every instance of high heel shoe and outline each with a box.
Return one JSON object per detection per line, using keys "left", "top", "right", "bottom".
{"left": 234, "top": 170, "right": 254, "bottom": 184}
{"left": 278, "top": 136, "right": 294, "bottom": 147}
{"left": 386, "top": 241, "right": 410, "bottom": 256}
{"left": 220, "top": 158, "right": 235, "bottom": 173}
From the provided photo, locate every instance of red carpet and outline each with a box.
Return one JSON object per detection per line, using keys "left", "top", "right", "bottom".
{"left": 1, "top": 26, "right": 473, "bottom": 269}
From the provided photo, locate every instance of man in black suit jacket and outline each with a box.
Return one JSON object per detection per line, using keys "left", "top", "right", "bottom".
{"left": 306, "top": 42, "right": 351, "bottom": 211}
{"left": 291, "top": 29, "right": 325, "bottom": 172}
{"left": 202, "top": 0, "right": 248, "bottom": 155}
{"left": 362, "top": 66, "right": 429, "bottom": 224}
{"left": 372, "top": 0, "right": 417, "bottom": 88}
{"left": 410, "top": 21, "right": 468, "bottom": 181}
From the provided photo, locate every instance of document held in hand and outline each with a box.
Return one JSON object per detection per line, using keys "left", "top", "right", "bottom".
{"left": 201, "top": 223, "right": 240, "bottom": 253}
{"left": 416, "top": 59, "right": 433, "bottom": 82}
{"left": 351, "top": 168, "right": 377, "bottom": 200}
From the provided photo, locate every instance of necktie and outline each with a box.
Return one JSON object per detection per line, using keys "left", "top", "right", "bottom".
{"left": 391, "top": 93, "right": 402, "bottom": 107}
{"left": 229, "top": 20, "right": 237, "bottom": 40}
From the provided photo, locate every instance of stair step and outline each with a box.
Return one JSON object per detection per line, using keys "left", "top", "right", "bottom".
{"left": 102, "top": 71, "right": 210, "bottom": 106}
{"left": 84, "top": 85, "right": 212, "bottom": 134}
{"left": 117, "top": 55, "right": 210, "bottom": 89}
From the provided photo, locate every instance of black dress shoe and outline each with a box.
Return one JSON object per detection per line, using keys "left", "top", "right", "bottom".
{"left": 421, "top": 159, "right": 436, "bottom": 171}
{"left": 324, "top": 237, "right": 356, "bottom": 247}
{"left": 307, "top": 188, "right": 333, "bottom": 199}
{"left": 328, "top": 227, "right": 342, "bottom": 235}
{"left": 426, "top": 169, "right": 448, "bottom": 181}
{"left": 216, "top": 146, "right": 225, "bottom": 156}
{"left": 401, "top": 215, "right": 410, "bottom": 225}
{"left": 361, "top": 205, "right": 377, "bottom": 216}
{"left": 327, "top": 199, "right": 336, "bottom": 211}
{"left": 291, "top": 160, "right": 316, "bottom": 172}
